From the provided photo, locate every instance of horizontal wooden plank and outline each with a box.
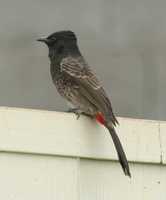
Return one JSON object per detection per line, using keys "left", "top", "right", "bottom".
{"left": 0, "top": 107, "right": 163, "bottom": 164}
{"left": 80, "top": 159, "right": 166, "bottom": 200}
{"left": 0, "top": 152, "right": 78, "bottom": 200}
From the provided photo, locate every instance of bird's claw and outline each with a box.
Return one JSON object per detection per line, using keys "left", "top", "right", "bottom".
{"left": 67, "top": 108, "right": 93, "bottom": 120}
{"left": 67, "top": 108, "right": 81, "bottom": 120}
{"left": 76, "top": 113, "right": 81, "bottom": 120}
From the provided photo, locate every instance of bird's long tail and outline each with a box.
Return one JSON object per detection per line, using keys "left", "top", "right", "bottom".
{"left": 96, "top": 113, "right": 131, "bottom": 177}
{"left": 105, "top": 123, "right": 131, "bottom": 177}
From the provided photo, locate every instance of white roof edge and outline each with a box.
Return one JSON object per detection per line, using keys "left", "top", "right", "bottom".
{"left": 0, "top": 106, "right": 165, "bottom": 164}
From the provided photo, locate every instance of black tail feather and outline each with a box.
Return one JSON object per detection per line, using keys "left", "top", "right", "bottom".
{"left": 105, "top": 123, "right": 131, "bottom": 177}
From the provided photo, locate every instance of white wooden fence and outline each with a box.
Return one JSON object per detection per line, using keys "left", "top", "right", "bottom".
{"left": 0, "top": 107, "right": 165, "bottom": 200}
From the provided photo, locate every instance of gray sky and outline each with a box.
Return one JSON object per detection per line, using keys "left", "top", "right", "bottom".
{"left": 0, "top": 0, "right": 166, "bottom": 121}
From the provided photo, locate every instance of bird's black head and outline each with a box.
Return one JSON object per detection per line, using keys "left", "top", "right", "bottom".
{"left": 37, "top": 30, "right": 80, "bottom": 61}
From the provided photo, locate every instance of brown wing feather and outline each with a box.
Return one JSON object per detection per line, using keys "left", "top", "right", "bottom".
{"left": 61, "top": 56, "right": 118, "bottom": 125}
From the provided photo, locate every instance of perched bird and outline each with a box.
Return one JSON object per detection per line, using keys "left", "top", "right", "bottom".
{"left": 37, "top": 30, "right": 131, "bottom": 177}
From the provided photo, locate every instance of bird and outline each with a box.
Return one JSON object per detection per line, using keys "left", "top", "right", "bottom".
{"left": 37, "top": 30, "right": 131, "bottom": 177}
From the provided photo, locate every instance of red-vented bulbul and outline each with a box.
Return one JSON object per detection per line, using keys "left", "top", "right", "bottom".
{"left": 37, "top": 30, "right": 131, "bottom": 177}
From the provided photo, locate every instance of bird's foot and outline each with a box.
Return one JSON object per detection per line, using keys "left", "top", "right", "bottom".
{"left": 67, "top": 108, "right": 94, "bottom": 120}
{"left": 81, "top": 113, "right": 94, "bottom": 119}
{"left": 67, "top": 108, "right": 82, "bottom": 119}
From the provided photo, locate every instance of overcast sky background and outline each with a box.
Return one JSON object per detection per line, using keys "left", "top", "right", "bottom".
{"left": 0, "top": 0, "right": 166, "bottom": 121}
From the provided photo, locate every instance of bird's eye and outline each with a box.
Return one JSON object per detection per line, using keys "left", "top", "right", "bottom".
{"left": 50, "top": 37, "right": 57, "bottom": 42}
{"left": 47, "top": 37, "right": 57, "bottom": 46}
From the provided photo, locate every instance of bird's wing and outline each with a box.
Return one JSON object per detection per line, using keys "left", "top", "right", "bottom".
{"left": 61, "top": 56, "right": 100, "bottom": 89}
{"left": 61, "top": 56, "right": 118, "bottom": 125}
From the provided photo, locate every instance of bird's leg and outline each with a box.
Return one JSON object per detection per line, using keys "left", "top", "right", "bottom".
{"left": 67, "top": 108, "right": 94, "bottom": 120}
{"left": 81, "top": 112, "right": 94, "bottom": 119}
{"left": 67, "top": 108, "right": 82, "bottom": 119}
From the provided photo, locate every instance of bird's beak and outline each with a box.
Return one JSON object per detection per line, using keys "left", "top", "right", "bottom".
{"left": 37, "top": 38, "right": 48, "bottom": 43}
